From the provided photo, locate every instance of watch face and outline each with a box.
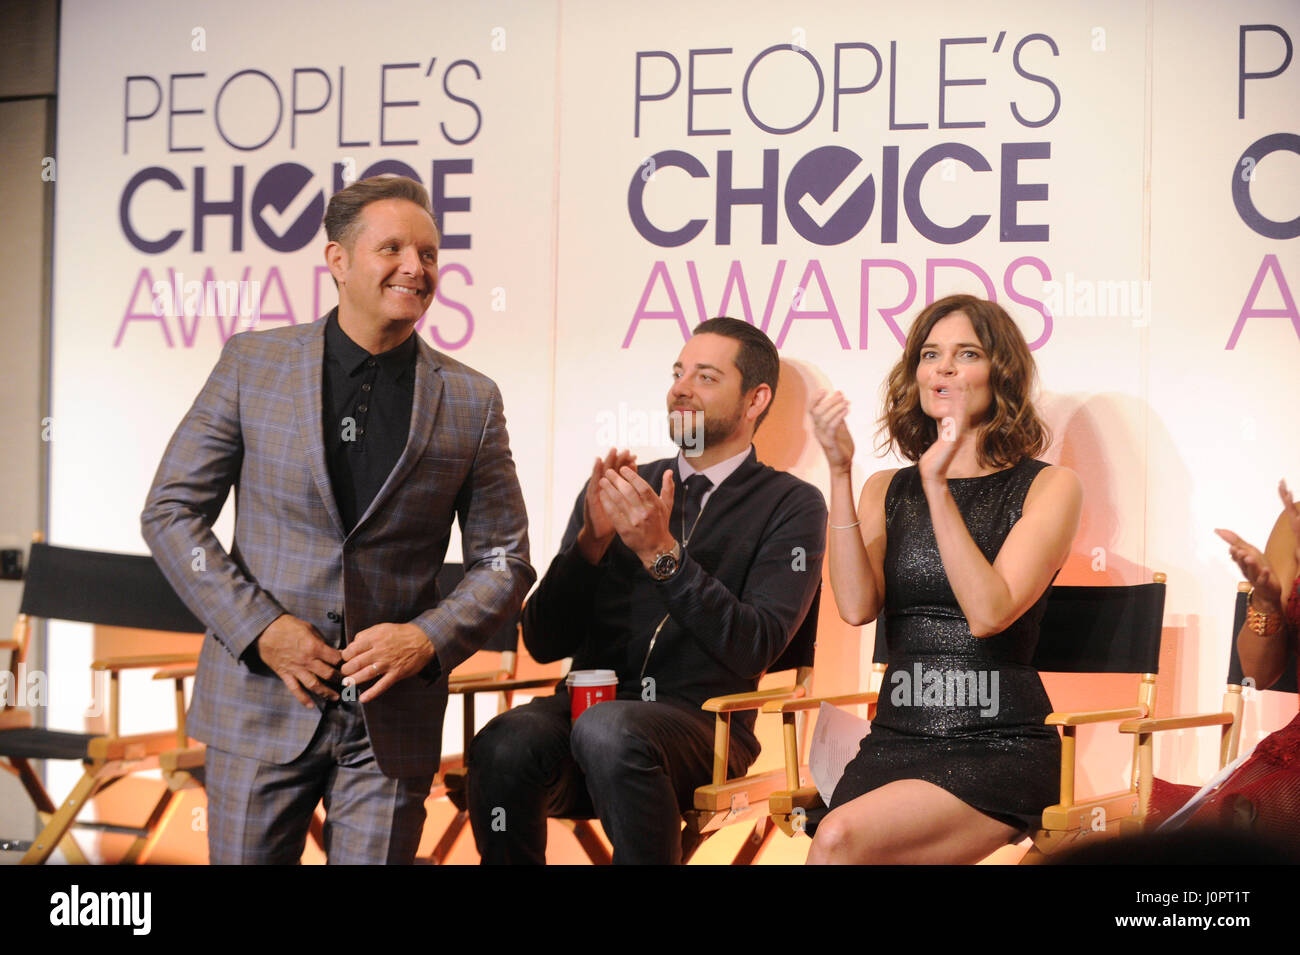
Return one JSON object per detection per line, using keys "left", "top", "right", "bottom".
{"left": 652, "top": 553, "right": 678, "bottom": 580}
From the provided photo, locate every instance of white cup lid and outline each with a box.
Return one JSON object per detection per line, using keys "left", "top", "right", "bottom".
{"left": 566, "top": 669, "right": 618, "bottom": 686}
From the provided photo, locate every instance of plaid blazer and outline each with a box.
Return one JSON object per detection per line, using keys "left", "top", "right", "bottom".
{"left": 141, "top": 317, "right": 534, "bottom": 777}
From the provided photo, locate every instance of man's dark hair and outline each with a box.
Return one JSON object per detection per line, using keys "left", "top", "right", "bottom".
{"left": 324, "top": 175, "right": 439, "bottom": 250}
{"left": 692, "top": 316, "right": 779, "bottom": 429}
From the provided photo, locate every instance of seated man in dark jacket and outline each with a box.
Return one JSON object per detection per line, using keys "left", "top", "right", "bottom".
{"left": 467, "top": 317, "right": 827, "bottom": 864}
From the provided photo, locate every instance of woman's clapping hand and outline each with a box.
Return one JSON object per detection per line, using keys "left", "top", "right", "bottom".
{"left": 810, "top": 389, "right": 855, "bottom": 475}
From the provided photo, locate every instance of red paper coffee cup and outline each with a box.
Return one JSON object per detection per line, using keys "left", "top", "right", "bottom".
{"left": 566, "top": 669, "right": 618, "bottom": 720}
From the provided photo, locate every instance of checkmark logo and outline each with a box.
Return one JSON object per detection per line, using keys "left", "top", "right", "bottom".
{"left": 250, "top": 164, "right": 327, "bottom": 252}
{"left": 798, "top": 160, "right": 872, "bottom": 228}
{"left": 785, "top": 146, "right": 876, "bottom": 246}
{"left": 260, "top": 185, "right": 320, "bottom": 238}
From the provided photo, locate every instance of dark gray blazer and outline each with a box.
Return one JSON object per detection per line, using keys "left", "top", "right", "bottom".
{"left": 141, "top": 317, "right": 534, "bottom": 777}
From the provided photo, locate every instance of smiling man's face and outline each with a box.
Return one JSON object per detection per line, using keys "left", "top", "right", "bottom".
{"left": 327, "top": 198, "right": 439, "bottom": 333}
{"left": 667, "top": 332, "right": 752, "bottom": 456}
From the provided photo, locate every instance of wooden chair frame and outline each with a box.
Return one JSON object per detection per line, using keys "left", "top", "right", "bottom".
{"left": 678, "top": 661, "right": 815, "bottom": 863}
{"left": 764, "top": 664, "right": 887, "bottom": 839}
{"left": 1115, "top": 581, "right": 1282, "bottom": 829}
{"left": 3, "top": 618, "right": 198, "bottom": 864}
{"left": 0, "top": 537, "right": 206, "bottom": 864}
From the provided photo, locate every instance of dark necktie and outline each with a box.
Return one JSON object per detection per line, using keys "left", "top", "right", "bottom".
{"left": 679, "top": 473, "right": 712, "bottom": 546}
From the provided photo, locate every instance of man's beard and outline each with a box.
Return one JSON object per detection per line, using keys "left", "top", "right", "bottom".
{"left": 668, "top": 405, "right": 742, "bottom": 458}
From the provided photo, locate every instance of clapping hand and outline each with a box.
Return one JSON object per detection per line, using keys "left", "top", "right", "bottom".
{"left": 1215, "top": 479, "right": 1299, "bottom": 615}
{"left": 810, "top": 389, "right": 855, "bottom": 475}
{"left": 919, "top": 385, "right": 969, "bottom": 489}
{"left": 576, "top": 448, "right": 636, "bottom": 563}
{"left": 598, "top": 466, "right": 677, "bottom": 568}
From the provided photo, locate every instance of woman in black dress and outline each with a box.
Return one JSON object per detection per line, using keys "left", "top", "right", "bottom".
{"left": 807, "top": 294, "right": 1082, "bottom": 864}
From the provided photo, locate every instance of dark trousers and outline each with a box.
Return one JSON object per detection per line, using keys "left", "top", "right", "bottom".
{"left": 466, "top": 693, "right": 756, "bottom": 864}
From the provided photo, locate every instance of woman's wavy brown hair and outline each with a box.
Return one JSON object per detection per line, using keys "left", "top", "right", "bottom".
{"left": 876, "top": 294, "right": 1049, "bottom": 468}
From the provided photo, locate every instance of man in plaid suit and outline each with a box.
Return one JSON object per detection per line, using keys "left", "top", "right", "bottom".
{"left": 142, "top": 175, "right": 533, "bottom": 864}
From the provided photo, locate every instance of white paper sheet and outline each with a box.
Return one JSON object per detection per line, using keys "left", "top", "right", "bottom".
{"left": 809, "top": 702, "right": 871, "bottom": 805}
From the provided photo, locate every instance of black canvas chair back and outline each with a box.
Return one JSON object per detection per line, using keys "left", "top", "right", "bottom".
{"left": 871, "top": 581, "right": 1166, "bottom": 675}
{"left": 768, "top": 584, "right": 821, "bottom": 675}
{"left": 1033, "top": 582, "right": 1166, "bottom": 674}
{"left": 1227, "top": 587, "right": 1299, "bottom": 694}
{"left": 435, "top": 562, "right": 519, "bottom": 654}
{"left": 20, "top": 543, "right": 203, "bottom": 633}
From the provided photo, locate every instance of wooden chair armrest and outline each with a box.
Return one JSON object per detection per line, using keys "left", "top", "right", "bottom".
{"left": 1044, "top": 706, "right": 1145, "bottom": 727}
{"left": 761, "top": 691, "right": 878, "bottom": 714}
{"left": 450, "top": 675, "right": 560, "bottom": 695}
{"left": 87, "top": 731, "right": 184, "bottom": 761}
{"left": 702, "top": 685, "right": 802, "bottom": 713}
{"left": 152, "top": 666, "right": 197, "bottom": 681}
{"left": 0, "top": 640, "right": 20, "bottom": 652}
{"left": 769, "top": 786, "right": 823, "bottom": 816}
{"left": 91, "top": 653, "right": 200, "bottom": 672}
{"left": 160, "top": 746, "right": 205, "bottom": 773}
{"left": 449, "top": 669, "right": 509, "bottom": 686}
{"left": 1119, "top": 712, "right": 1233, "bottom": 734}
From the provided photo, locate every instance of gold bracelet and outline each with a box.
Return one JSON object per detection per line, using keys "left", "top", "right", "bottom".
{"left": 1246, "top": 587, "right": 1283, "bottom": 636}
{"left": 829, "top": 520, "right": 861, "bottom": 530}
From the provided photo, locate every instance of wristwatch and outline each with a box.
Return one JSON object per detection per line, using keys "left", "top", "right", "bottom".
{"left": 648, "top": 542, "right": 683, "bottom": 581}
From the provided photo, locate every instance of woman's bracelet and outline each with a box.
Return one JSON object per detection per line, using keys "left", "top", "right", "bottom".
{"left": 1247, "top": 586, "right": 1283, "bottom": 636}
{"left": 830, "top": 520, "right": 861, "bottom": 530}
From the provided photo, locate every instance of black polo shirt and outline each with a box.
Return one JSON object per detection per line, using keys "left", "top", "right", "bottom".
{"left": 321, "top": 309, "right": 417, "bottom": 532}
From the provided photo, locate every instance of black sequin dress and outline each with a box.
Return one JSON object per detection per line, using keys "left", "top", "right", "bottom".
{"left": 829, "top": 458, "right": 1061, "bottom": 836}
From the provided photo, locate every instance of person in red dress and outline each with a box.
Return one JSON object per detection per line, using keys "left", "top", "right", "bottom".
{"left": 1198, "top": 480, "right": 1300, "bottom": 851}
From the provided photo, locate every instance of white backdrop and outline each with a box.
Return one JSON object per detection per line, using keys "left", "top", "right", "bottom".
{"left": 49, "top": 0, "right": 560, "bottom": 787}
{"left": 48, "top": 0, "right": 1300, "bottom": 809}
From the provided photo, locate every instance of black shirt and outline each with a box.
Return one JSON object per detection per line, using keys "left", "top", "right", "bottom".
{"left": 321, "top": 308, "right": 417, "bottom": 532}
